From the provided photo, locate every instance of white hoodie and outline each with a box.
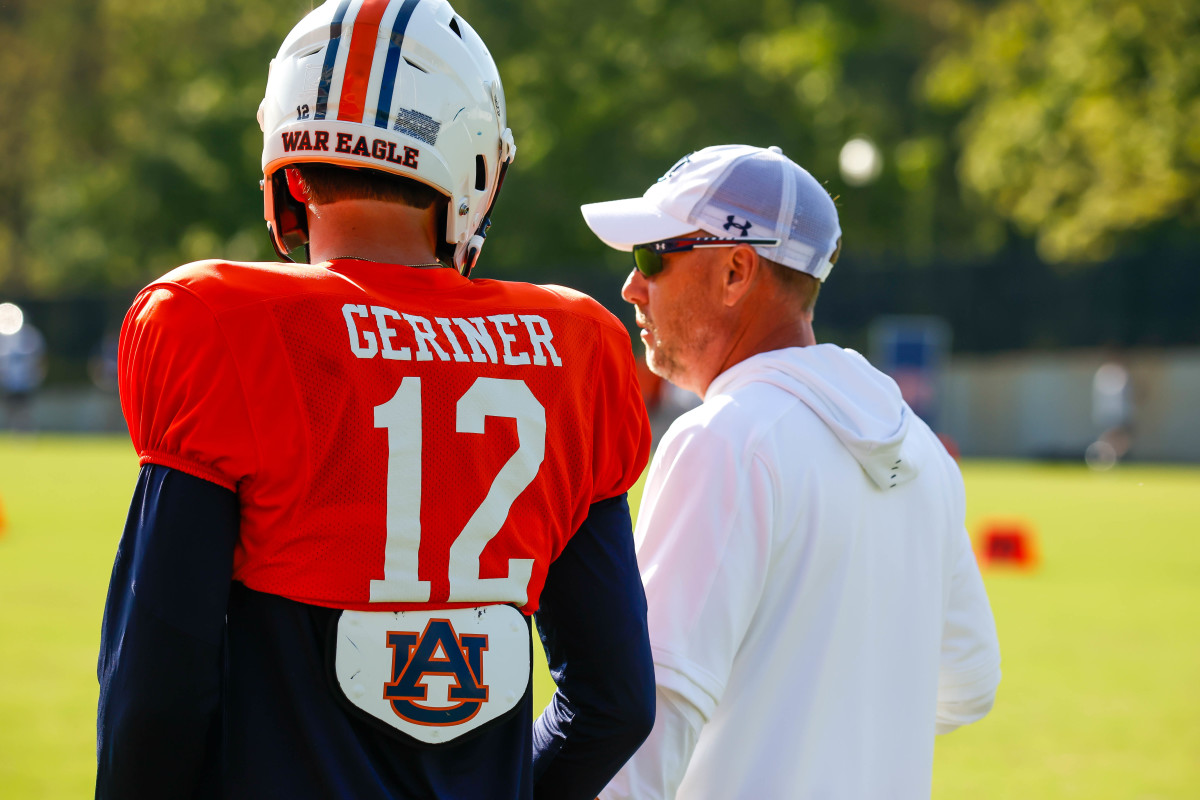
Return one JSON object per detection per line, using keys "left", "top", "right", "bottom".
{"left": 602, "top": 345, "right": 1001, "bottom": 800}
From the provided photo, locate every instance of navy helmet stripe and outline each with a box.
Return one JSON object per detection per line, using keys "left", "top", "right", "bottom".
{"left": 314, "top": 0, "right": 355, "bottom": 121}
{"left": 374, "top": 0, "right": 423, "bottom": 128}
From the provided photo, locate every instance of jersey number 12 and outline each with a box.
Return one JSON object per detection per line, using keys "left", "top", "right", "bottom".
{"left": 369, "top": 377, "right": 544, "bottom": 605}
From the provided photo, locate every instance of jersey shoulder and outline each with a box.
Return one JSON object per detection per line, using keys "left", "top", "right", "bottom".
{"left": 146, "top": 259, "right": 344, "bottom": 315}
{"left": 120, "top": 264, "right": 264, "bottom": 489}
{"left": 471, "top": 279, "right": 628, "bottom": 335}
{"left": 539, "top": 283, "right": 629, "bottom": 336}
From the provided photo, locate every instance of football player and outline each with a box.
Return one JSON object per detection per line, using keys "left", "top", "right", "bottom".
{"left": 96, "top": 2, "right": 654, "bottom": 798}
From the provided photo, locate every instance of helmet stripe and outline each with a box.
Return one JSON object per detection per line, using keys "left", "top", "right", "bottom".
{"left": 337, "top": 0, "right": 393, "bottom": 123}
{"left": 373, "top": 0, "right": 423, "bottom": 129}
{"left": 314, "top": 0, "right": 354, "bottom": 121}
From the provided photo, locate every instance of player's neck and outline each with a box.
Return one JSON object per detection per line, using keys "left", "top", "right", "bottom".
{"left": 307, "top": 198, "right": 440, "bottom": 266}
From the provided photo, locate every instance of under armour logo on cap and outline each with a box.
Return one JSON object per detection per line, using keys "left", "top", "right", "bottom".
{"left": 723, "top": 216, "right": 753, "bottom": 237}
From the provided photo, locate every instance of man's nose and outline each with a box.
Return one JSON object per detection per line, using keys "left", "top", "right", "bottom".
{"left": 621, "top": 269, "right": 647, "bottom": 305}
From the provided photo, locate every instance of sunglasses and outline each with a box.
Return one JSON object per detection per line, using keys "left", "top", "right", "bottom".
{"left": 632, "top": 236, "right": 782, "bottom": 277}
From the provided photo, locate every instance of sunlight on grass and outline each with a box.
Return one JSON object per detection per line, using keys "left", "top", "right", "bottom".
{"left": 1, "top": 437, "right": 1196, "bottom": 799}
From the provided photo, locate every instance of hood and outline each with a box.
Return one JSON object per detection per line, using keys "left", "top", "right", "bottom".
{"left": 707, "top": 345, "right": 920, "bottom": 490}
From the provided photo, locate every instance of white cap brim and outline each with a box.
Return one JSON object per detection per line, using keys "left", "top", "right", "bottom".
{"left": 580, "top": 197, "right": 698, "bottom": 252}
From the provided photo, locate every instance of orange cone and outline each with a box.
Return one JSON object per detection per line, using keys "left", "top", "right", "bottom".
{"left": 974, "top": 519, "right": 1038, "bottom": 570}
{"left": 0, "top": 493, "right": 7, "bottom": 537}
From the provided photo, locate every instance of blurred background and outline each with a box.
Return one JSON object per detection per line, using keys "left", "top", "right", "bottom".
{"left": 0, "top": 0, "right": 1197, "bottom": 460}
{"left": 0, "top": 1, "right": 1198, "bottom": 798}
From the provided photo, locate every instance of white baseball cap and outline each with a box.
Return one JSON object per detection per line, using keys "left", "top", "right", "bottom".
{"left": 581, "top": 144, "right": 842, "bottom": 281}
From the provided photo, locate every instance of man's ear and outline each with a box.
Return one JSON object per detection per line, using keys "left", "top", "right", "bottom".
{"left": 285, "top": 167, "right": 308, "bottom": 204}
{"left": 722, "top": 244, "right": 760, "bottom": 307}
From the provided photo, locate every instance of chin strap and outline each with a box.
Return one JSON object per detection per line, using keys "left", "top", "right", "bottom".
{"left": 461, "top": 228, "right": 488, "bottom": 279}
{"left": 460, "top": 129, "right": 516, "bottom": 279}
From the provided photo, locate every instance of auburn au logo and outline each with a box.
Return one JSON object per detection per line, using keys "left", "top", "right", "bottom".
{"left": 383, "top": 619, "right": 489, "bottom": 726}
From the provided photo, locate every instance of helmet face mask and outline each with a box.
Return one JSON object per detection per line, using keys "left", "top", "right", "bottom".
{"left": 259, "top": 0, "right": 516, "bottom": 273}
{"left": 263, "top": 170, "right": 310, "bottom": 262}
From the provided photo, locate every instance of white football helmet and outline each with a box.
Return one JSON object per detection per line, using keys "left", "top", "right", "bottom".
{"left": 258, "top": 0, "right": 516, "bottom": 275}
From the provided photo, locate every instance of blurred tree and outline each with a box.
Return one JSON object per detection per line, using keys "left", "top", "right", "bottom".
{"left": 457, "top": 0, "right": 996, "bottom": 278}
{"left": 1, "top": 0, "right": 1195, "bottom": 298}
{"left": 0, "top": 0, "right": 304, "bottom": 294}
{"left": 923, "top": 0, "right": 1200, "bottom": 263}
{"left": 1, "top": 0, "right": 993, "bottom": 294}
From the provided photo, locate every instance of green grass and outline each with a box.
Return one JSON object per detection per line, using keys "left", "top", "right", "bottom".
{"left": 0, "top": 436, "right": 139, "bottom": 799}
{"left": 935, "top": 463, "right": 1200, "bottom": 799}
{"left": 1, "top": 437, "right": 1197, "bottom": 798}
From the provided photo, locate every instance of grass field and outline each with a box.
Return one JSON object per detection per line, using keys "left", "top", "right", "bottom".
{"left": 1, "top": 435, "right": 1197, "bottom": 798}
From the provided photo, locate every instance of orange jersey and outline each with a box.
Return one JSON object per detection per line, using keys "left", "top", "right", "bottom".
{"left": 119, "top": 259, "right": 650, "bottom": 614}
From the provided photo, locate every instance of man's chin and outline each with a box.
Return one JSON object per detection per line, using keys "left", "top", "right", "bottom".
{"left": 645, "top": 351, "right": 675, "bottom": 383}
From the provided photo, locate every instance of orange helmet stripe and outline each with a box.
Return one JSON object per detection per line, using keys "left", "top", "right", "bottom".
{"left": 337, "top": 0, "right": 392, "bottom": 123}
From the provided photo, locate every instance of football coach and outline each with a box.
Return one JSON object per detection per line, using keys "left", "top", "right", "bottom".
{"left": 582, "top": 144, "right": 1002, "bottom": 799}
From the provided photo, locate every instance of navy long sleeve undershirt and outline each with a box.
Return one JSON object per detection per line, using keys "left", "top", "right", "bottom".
{"left": 96, "top": 465, "right": 653, "bottom": 799}
{"left": 96, "top": 464, "right": 237, "bottom": 799}
{"left": 532, "top": 493, "right": 657, "bottom": 798}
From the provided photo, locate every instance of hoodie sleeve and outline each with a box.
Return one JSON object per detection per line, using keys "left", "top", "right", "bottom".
{"left": 600, "top": 415, "right": 774, "bottom": 798}
{"left": 936, "top": 467, "right": 1001, "bottom": 734}
{"left": 634, "top": 411, "right": 773, "bottom": 701}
